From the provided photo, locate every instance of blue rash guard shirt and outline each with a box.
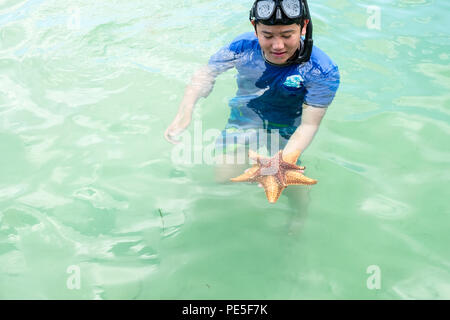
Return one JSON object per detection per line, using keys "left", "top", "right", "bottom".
{"left": 208, "top": 31, "right": 340, "bottom": 141}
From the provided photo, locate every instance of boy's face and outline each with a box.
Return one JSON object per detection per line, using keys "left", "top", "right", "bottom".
{"left": 254, "top": 21, "right": 308, "bottom": 65}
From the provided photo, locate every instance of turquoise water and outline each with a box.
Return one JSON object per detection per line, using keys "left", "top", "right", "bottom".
{"left": 0, "top": 0, "right": 449, "bottom": 299}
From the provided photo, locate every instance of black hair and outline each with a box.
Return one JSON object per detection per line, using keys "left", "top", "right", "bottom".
{"left": 253, "top": 20, "right": 304, "bottom": 33}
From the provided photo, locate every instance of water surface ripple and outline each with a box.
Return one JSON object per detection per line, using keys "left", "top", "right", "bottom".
{"left": 0, "top": 0, "right": 449, "bottom": 299}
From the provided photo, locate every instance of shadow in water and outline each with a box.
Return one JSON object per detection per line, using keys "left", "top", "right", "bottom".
{"left": 284, "top": 185, "right": 312, "bottom": 236}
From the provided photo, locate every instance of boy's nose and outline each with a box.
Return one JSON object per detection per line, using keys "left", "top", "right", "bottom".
{"left": 272, "top": 38, "right": 284, "bottom": 50}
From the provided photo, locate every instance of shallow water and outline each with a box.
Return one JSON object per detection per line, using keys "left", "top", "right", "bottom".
{"left": 0, "top": 0, "right": 449, "bottom": 299}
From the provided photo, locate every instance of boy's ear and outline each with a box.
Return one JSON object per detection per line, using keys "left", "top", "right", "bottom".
{"left": 251, "top": 20, "right": 257, "bottom": 34}
{"left": 301, "top": 19, "right": 310, "bottom": 35}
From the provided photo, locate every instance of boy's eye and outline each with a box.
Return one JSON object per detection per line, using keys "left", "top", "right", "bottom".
{"left": 263, "top": 35, "right": 291, "bottom": 39}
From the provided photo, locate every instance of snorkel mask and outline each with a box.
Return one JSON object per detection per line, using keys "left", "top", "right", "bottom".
{"left": 249, "top": 0, "right": 313, "bottom": 65}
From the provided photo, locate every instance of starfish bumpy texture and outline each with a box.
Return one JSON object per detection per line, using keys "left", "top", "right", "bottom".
{"left": 230, "top": 150, "right": 318, "bottom": 203}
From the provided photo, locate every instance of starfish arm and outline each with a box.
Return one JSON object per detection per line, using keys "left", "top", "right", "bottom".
{"left": 259, "top": 175, "right": 285, "bottom": 203}
{"left": 230, "top": 165, "right": 260, "bottom": 182}
{"left": 285, "top": 170, "right": 318, "bottom": 186}
{"left": 248, "top": 150, "right": 270, "bottom": 163}
{"left": 248, "top": 149, "right": 260, "bottom": 160}
{"left": 275, "top": 170, "right": 287, "bottom": 187}
{"left": 280, "top": 162, "right": 304, "bottom": 171}
{"left": 258, "top": 158, "right": 272, "bottom": 167}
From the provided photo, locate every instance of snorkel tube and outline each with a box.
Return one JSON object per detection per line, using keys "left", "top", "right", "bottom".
{"left": 249, "top": 0, "right": 313, "bottom": 65}
{"left": 295, "top": 0, "right": 313, "bottom": 65}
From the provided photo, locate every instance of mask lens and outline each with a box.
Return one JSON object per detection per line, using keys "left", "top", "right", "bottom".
{"left": 256, "top": 0, "right": 276, "bottom": 19}
{"left": 281, "top": 0, "right": 302, "bottom": 18}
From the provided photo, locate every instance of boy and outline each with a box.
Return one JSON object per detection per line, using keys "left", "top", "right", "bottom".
{"left": 165, "top": 0, "right": 340, "bottom": 207}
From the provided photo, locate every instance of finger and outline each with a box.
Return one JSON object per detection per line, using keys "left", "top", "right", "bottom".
{"left": 164, "top": 130, "right": 181, "bottom": 145}
{"left": 164, "top": 132, "right": 177, "bottom": 144}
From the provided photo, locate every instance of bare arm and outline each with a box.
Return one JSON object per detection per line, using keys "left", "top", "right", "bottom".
{"left": 282, "top": 104, "right": 328, "bottom": 158}
{"left": 179, "top": 65, "right": 216, "bottom": 108}
{"left": 164, "top": 65, "right": 216, "bottom": 144}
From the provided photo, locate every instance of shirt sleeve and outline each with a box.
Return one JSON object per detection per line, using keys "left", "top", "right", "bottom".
{"left": 207, "top": 43, "right": 239, "bottom": 77}
{"left": 303, "top": 66, "right": 340, "bottom": 108}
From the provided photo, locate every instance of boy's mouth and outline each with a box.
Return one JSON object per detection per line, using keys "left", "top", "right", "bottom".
{"left": 272, "top": 51, "right": 286, "bottom": 57}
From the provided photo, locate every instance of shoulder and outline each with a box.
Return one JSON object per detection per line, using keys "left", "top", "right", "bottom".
{"left": 227, "top": 32, "right": 259, "bottom": 54}
{"left": 301, "top": 46, "right": 341, "bottom": 107}
{"left": 303, "top": 46, "right": 339, "bottom": 76}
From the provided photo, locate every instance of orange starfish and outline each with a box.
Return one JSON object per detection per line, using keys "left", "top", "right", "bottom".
{"left": 230, "top": 150, "right": 318, "bottom": 203}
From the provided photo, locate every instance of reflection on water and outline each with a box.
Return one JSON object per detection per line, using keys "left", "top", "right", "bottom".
{"left": 0, "top": 0, "right": 449, "bottom": 299}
